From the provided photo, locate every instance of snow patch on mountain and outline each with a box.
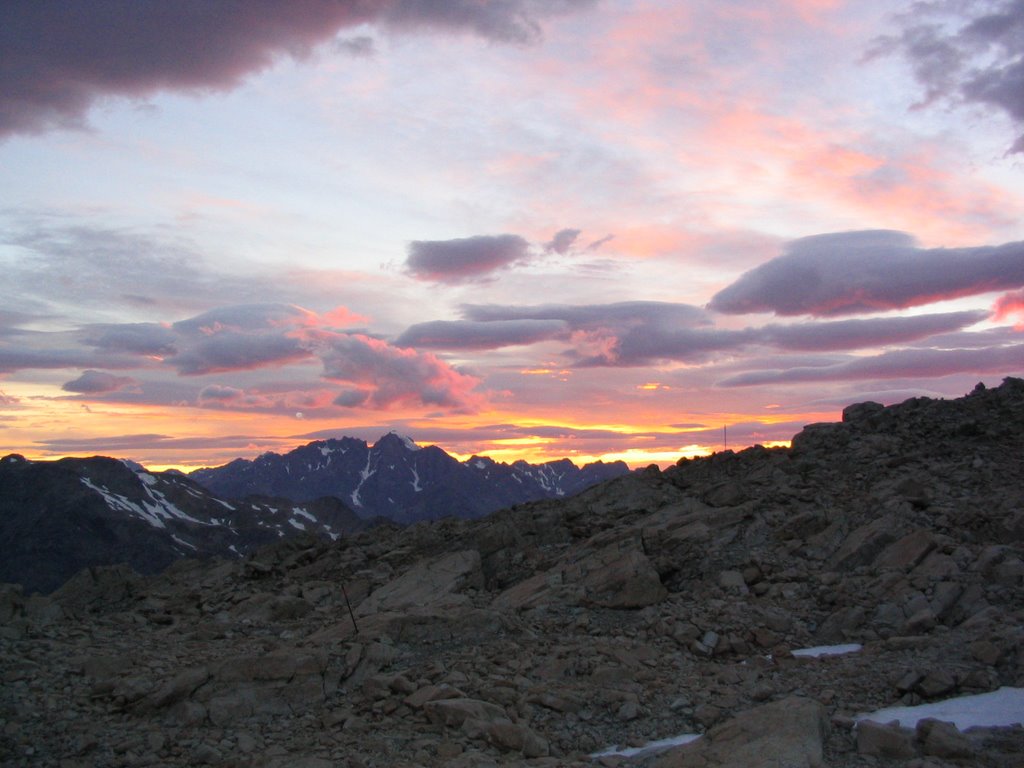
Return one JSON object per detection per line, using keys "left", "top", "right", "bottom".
{"left": 350, "top": 453, "right": 375, "bottom": 508}
{"left": 292, "top": 507, "right": 316, "bottom": 523}
{"left": 82, "top": 477, "right": 168, "bottom": 529}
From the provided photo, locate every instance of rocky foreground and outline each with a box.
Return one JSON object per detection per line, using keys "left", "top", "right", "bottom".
{"left": 2, "top": 379, "right": 1023, "bottom": 767}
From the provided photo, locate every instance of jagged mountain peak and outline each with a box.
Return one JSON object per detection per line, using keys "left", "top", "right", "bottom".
{"left": 373, "top": 431, "right": 420, "bottom": 452}
{"left": 190, "top": 435, "right": 631, "bottom": 523}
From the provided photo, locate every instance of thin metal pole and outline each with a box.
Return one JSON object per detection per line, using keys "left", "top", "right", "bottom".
{"left": 341, "top": 582, "right": 359, "bottom": 633}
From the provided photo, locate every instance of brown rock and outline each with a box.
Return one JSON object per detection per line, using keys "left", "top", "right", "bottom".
{"left": 423, "top": 697, "right": 507, "bottom": 727}
{"left": 917, "top": 719, "right": 975, "bottom": 759}
{"left": 969, "top": 639, "right": 1003, "bottom": 666}
{"left": 916, "top": 670, "right": 956, "bottom": 699}
{"left": 874, "top": 530, "right": 937, "bottom": 571}
{"left": 573, "top": 540, "right": 667, "bottom": 608}
{"left": 830, "top": 515, "right": 899, "bottom": 571}
{"left": 143, "top": 666, "right": 210, "bottom": 710}
{"left": 358, "top": 550, "right": 483, "bottom": 615}
{"left": 405, "top": 683, "right": 464, "bottom": 709}
{"left": 656, "top": 697, "right": 829, "bottom": 768}
{"left": 486, "top": 721, "right": 549, "bottom": 757}
{"left": 856, "top": 720, "right": 916, "bottom": 758}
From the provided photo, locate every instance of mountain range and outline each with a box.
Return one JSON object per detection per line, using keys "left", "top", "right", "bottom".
{"left": 189, "top": 432, "right": 630, "bottom": 524}
{"left": 0, "top": 434, "right": 628, "bottom": 594}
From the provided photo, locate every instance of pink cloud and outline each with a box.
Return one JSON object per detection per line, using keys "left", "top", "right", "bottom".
{"left": 304, "top": 330, "right": 483, "bottom": 411}
{"left": 994, "top": 290, "right": 1024, "bottom": 330}
{"left": 698, "top": 105, "right": 1018, "bottom": 242}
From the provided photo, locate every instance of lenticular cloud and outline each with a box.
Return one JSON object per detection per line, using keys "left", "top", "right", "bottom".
{"left": 709, "top": 231, "right": 1024, "bottom": 317}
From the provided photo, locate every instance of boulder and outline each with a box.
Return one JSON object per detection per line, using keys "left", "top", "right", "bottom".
{"left": 874, "top": 530, "right": 937, "bottom": 571}
{"left": 830, "top": 515, "right": 899, "bottom": 571}
{"left": 567, "top": 535, "right": 667, "bottom": 608}
{"left": 917, "top": 719, "right": 975, "bottom": 759}
{"left": 655, "top": 697, "right": 829, "bottom": 768}
{"left": 486, "top": 721, "right": 549, "bottom": 757}
{"left": 357, "top": 550, "right": 483, "bottom": 615}
{"left": 856, "top": 720, "right": 916, "bottom": 758}
{"left": 423, "top": 697, "right": 507, "bottom": 728}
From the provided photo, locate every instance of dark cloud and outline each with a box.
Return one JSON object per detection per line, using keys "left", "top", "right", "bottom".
{"left": 62, "top": 370, "right": 138, "bottom": 394}
{"left": 197, "top": 384, "right": 244, "bottom": 402}
{"left": 196, "top": 384, "right": 281, "bottom": 409}
{"left": 77, "top": 323, "right": 177, "bottom": 356}
{"left": 164, "top": 304, "right": 322, "bottom": 375}
{"left": 168, "top": 307, "right": 315, "bottom": 378}
{"left": 576, "top": 326, "right": 746, "bottom": 367}
{"left": 545, "top": 228, "right": 581, "bottom": 254}
{"left": 168, "top": 332, "right": 310, "bottom": 375}
{"left": 0, "top": 0, "right": 596, "bottom": 138}
{"left": 0, "top": 309, "right": 53, "bottom": 335}
{"left": 719, "top": 344, "right": 1024, "bottom": 387}
{"left": 32, "top": 433, "right": 285, "bottom": 455}
{"left": 0, "top": 343, "right": 141, "bottom": 374}
{"left": 463, "top": 301, "right": 712, "bottom": 329}
{"left": 335, "top": 36, "right": 376, "bottom": 58}
{"left": 873, "top": 0, "right": 1024, "bottom": 153}
{"left": 405, "top": 234, "right": 532, "bottom": 283}
{"left": 0, "top": 304, "right": 319, "bottom": 376}
{"left": 450, "top": 300, "right": 982, "bottom": 366}
{"left": 333, "top": 389, "right": 370, "bottom": 408}
{"left": 759, "top": 310, "right": 988, "bottom": 352}
{"left": 457, "top": 301, "right": 716, "bottom": 364}
{"left": 709, "top": 230, "right": 1024, "bottom": 316}
{"left": 395, "top": 319, "right": 568, "bottom": 349}
{"left": 172, "top": 304, "right": 316, "bottom": 334}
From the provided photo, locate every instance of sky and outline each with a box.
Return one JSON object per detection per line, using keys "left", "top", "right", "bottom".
{"left": 1, "top": 0, "right": 1023, "bottom": 472}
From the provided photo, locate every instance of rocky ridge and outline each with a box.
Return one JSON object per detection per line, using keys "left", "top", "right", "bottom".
{"left": 1, "top": 379, "right": 1023, "bottom": 767}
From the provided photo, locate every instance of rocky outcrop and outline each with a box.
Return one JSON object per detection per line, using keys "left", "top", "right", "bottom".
{"left": 1, "top": 378, "right": 1023, "bottom": 766}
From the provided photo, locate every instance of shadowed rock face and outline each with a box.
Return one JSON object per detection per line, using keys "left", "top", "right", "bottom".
{"left": 1, "top": 378, "right": 1023, "bottom": 766}
{"left": 0, "top": 455, "right": 367, "bottom": 594}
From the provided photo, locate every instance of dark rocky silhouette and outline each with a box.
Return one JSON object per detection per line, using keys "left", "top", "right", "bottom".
{"left": 189, "top": 432, "right": 630, "bottom": 523}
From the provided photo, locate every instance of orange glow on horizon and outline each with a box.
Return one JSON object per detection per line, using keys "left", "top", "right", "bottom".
{"left": 1, "top": 380, "right": 832, "bottom": 473}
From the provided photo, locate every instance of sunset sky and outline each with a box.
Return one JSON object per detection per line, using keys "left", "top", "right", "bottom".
{"left": 1, "top": 0, "right": 1023, "bottom": 471}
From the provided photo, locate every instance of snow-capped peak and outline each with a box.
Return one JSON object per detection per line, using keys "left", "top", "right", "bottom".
{"left": 377, "top": 430, "right": 420, "bottom": 451}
